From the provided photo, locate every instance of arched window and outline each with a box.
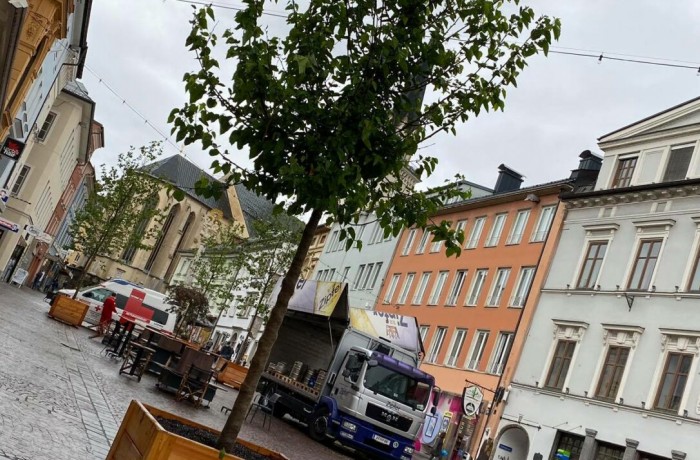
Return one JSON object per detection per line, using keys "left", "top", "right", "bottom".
{"left": 145, "top": 205, "right": 179, "bottom": 272}
{"left": 165, "top": 211, "right": 196, "bottom": 280}
{"left": 121, "top": 194, "right": 158, "bottom": 263}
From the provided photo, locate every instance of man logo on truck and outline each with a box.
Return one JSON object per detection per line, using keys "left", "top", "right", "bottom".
{"left": 380, "top": 409, "right": 400, "bottom": 424}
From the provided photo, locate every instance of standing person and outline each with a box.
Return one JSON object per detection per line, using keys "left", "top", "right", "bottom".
{"left": 32, "top": 271, "right": 45, "bottom": 290}
{"left": 219, "top": 342, "right": 234, "bottom": 360}
{"left": 430, "top": 432, "right": 446, "bottom": 460}
{"left": 90, "top": 293, "right": 117, "bottom": 339}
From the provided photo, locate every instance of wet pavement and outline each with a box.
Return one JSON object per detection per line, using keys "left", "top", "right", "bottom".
{"left": 0, "top": 284, "right": 353, "bottom": 460}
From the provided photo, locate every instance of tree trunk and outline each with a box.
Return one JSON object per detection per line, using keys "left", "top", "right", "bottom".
{"left": 71, "top": 252, "right": 97, "bottom": 299}
{"left": 235, "top": 260, "right": 276, "bottom": 365}
{"left": 217, "top": 208, "right": 322, "bottom": 451}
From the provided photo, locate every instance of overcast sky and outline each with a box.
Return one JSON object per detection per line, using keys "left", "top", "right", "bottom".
{"left": 84, "top": 0, "right": 700, "bottom": 192}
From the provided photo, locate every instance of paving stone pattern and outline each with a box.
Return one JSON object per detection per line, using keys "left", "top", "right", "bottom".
{"left": 0, "top": 284, "right": 352, "bottom": 460}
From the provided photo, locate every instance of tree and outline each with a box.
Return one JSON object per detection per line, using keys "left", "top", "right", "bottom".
{"left": 190, "top": 215, "right": 247, "bottom": 310}
{"left": 233, "top": 216, "right": 301, "bottom": 364}
{"left": 170, "top": 0, "right": 560, "bottom": 449}
{"left": 67, "top": 143, "right": 164, "bottom": 298}
{"left": 167, "top": 284, "right": 210, "bottom": 336}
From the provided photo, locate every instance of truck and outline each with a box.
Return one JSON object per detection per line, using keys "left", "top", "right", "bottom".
{"left": 259, "top": 279, "right": 437, "bottom": 460}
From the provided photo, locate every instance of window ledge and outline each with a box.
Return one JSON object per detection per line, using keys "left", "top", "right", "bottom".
{"left": 582, "top": 223, "right": 620, "bottom": 233}
{"left": 632, "top": 218, "right": 676, "bottom": 230}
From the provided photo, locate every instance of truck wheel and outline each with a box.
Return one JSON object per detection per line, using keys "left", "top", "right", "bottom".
{"left": 308, "top": 407, "right": 330, "bottom": 442}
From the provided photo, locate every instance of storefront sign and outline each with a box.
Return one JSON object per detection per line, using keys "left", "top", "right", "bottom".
{"left": 268, "top": 278, "right": 346, "bottom": 317}
{"left": 1, "top": 138, "right": 26, "bottom": 161}
{"left": 462, "top": 385, "right": 484, "bottom": 417}
{"left": 0, "top": 217, "right": 20, "bottom": 233}
{"left": 0, "top": 189, "right": 8, "bottom": 212}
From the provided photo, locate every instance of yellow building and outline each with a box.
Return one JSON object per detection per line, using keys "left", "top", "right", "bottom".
{"left": 89, "top": 155, "right": 252, "bottom": 292}
{"left": 0, "top": 0, "right": 89, "bottom": 141}
{"left": 301, "top": 225, "right": 330, "bottom": 279}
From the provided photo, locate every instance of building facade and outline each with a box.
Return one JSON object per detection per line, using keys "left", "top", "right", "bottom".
{"left": 312, "top": 212, "right": 403, "bottom": 310}
{"left": 301, "top": 224, "right": 329, "bottom": 279}
{"left": 375, "top": 161, "right": 595, "bottom": 459}
{"left": 90, "top": 155, "right": 249, "bottom": 292}
{"left": 496, "top": 98, "right": 700, "bottom": 460}
{"left": 0, "top": 80, "right": 99, "bottom": 284}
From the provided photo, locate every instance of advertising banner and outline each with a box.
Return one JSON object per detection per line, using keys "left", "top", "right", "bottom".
{"left": 349, "top": 309, "right": 421, "bottom": 353}
{"left": 268, "top": 278, "right": 345, "bottom": 317}
{"left": 1, "top": 138, "right": 26, "bottom": 161}
{"left": 0, "top": 217, "right": 19, "bottom": 233}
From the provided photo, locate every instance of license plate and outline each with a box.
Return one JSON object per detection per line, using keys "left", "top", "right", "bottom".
{"left": 372, "top": 434, "right": 390, "bottom": 446}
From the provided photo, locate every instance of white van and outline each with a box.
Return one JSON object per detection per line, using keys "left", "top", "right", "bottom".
{"left": 58, "top": 279, "right": 177, "bottom": 333}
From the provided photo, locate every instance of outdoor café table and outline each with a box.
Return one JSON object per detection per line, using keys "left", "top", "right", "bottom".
{"left": 119, "top": 341, "right": 156, "bottom": 382}
{"left": 156, "top": 364, "right": 227, "bottom": 407}
{"left": 105, "top": 318, "right": 138, "bottom": 357}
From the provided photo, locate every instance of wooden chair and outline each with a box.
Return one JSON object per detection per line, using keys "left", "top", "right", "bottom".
{"left": 176, "top": 364, "right": 214, "bottom": 407}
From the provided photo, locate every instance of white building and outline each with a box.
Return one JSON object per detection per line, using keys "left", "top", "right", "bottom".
{"left": 494, "top": 97, "right": 700, "bottom": 460}
{"left": 313, "top": 212, "right": 401, "bottom": 310}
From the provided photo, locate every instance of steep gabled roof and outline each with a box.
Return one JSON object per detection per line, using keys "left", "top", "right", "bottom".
{"left": 147, "top": 155, "right": 234, "bottom": 220}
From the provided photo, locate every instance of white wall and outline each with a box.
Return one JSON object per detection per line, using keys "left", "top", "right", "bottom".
{"left": 313, "top": 212, "right": 400, "bottom": 309}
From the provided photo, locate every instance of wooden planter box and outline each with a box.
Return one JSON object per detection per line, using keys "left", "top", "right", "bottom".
{"left": 107, "top": 400, "right": 288, "bottom": 460}
{"left": 215, "top": 360, "right": 248, "bottom": 390}
{"left": 48, "top": 294, "right": 90, "bottom": 327}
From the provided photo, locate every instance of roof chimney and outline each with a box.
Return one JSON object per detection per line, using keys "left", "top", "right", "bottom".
{"left": 494, "top": 164, "right": 524, "bottom": 194}
{"left": 570, "top": 150, "right": 602, "bottom": 191}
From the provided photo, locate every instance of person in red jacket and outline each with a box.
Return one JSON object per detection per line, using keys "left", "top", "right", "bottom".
{"left": 90, "top": 293, "right": 117, "bottom": 339}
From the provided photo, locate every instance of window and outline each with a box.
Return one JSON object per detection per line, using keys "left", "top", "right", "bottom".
{"left": 510, "top": 267, "right": 535, "bottom": 307}
{"left": 445, "top": 329, "right": 467, "bottom": 367}
{"left": 36, "top": 112, "right": 57, "bottom": 142}
{"left": 402, "top": 229, "right": 417, "bottom": 255}
{"left": 446, "top": 270, "right": 467, "bottom": 306}
{"left": 466, "top": 217, "right": 486, "bottom": 249}
{"left": 455, "top": 219, "right": 467, "bottom": 237}
{"left": 383, "top": 274, "right": 401, "bottom": 303}
{"left": 360, "top": 263, "right": 375, "bottom": 290}
{"left": 419, "top": 325, "right": 429, "bottom": 342}
{"left": 595, "top": 443, "right": 625, "bottom": 460}
{"left": 506, "top": 210, "right": 530, "bottom": 244}
{"left": 612, "top": 156, "right": 637, "bottom": 188}
{"left": 396, "top": 273, "right": 415, "bottom": 304}
{"left": 687, "top": 248, "right": 700, "bottom": 292}
{"left": 429, "top": 235, "right": 443, "bottom": 253}
{"left": 486, "top": 268, "right": 510, "bottom": 307}
{"left": 326, "top": 231, "right": 339, "bottom": 252}
{"left": 416, "top": 230, "right": 431, "bottom": 254}
{"left": 485, "top": 213, "right": 507, "bottom": 247}
{"left": 427, "top": 271, "right": 449, "bottom": 305}
{"left": 316, "top": 269, "right": 325, "bottom": 281}
{"left": 328, "top": 268, "right": 336, "bottom": 280}
{"left": 368, "top": 262, "right": 383, "bottom": 290}
{"left": 577, "top": 241, "right": 608, "bottom": 289}
{"left": 353, "top": 265, "right": 367, "bottom": 289}
{"left": 532, "top": 206, "right": 556, "bottom": 242}
{"left": 466, "top": 331, "right": 489, "bottom": 370}
{"left": 545, "top": 340, "right": 576, "bottom": 390}
{"left": 466, "top": 269, "right": 488, "bottom": 306}
{"left": 628, "top": 239, "right": 662, "bottom": 290}
{"left": 595, "top": 346, "right": 629, "bottom": 402}
{"left": 551, "top": 432, "right": 583, "bottom": 460}
{"left": 426, "top": 327, "right": 447, "bottom": 363}
{"left": 10, "top": 164, "right": 30, "bottom": 196}
{"left": 654, "top": 352, "right": 693, "bottom": 412}
{"left": 663, "top": 144, "right": 695, "bottom": 182}
{"left": 341, "top": 266, "right": 350, "bottom": 282}
{"left": 368, "top": 223, "right": 383, "bottom": 245}
{"left": 488, "top": 332, "right": 513, "bottom": 375}
{"left": 413, "top": 272, "right": 432, "bottom": 304}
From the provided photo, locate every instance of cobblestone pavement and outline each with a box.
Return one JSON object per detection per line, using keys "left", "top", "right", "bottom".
{"left": 0, "top": 284, "right": 353, "bottom": 460}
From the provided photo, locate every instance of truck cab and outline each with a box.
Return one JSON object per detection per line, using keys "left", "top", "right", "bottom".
{"left": 322, "top": 347, "right": 434, "bottom": 459}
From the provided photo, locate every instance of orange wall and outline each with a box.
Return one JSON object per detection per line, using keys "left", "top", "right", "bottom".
{"left": 376, "top": 191, "right": 566, "bottom": 439}
{"left": 377, "top": 193, "right": 561, "bottom": 399}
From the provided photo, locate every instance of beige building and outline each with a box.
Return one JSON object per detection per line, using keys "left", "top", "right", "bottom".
{"left": 90, "top": 155, "right": 252, "bottom": 293}
{"left": 301, "top": 225, "right": 330, "bottom": 279}
{"left": 0, "top": 79, "right": 99, "bottom": 282}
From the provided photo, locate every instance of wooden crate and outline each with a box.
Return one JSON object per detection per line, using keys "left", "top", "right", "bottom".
{"left": 215, "top": 361, "right": 248, "bottom": 390}
{"left": 106, "top": 400, "right": 289, "bottom": 460}
{"left": 48, "top": 294, "right": 90, "bottom": 327}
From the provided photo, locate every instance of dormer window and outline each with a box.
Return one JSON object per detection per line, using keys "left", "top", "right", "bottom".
{"left": 612, "top": 156, "right": 637, "bottom": 188}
